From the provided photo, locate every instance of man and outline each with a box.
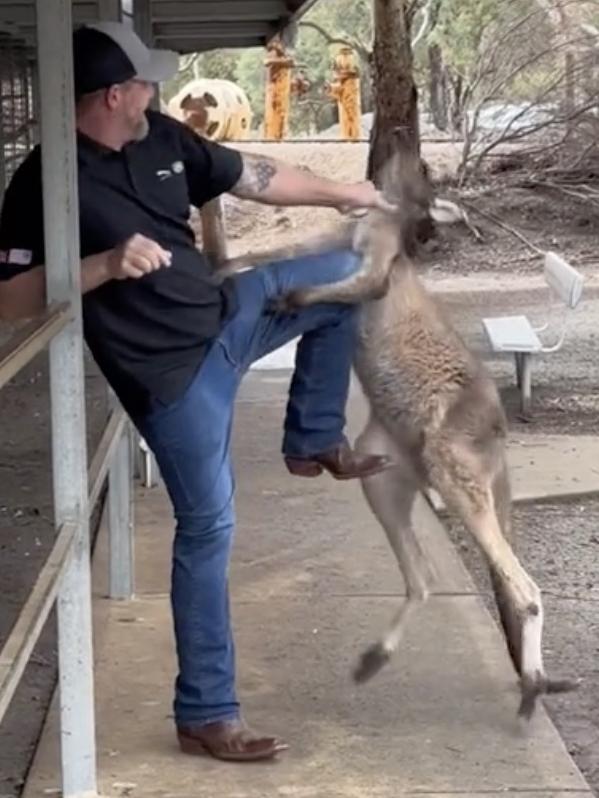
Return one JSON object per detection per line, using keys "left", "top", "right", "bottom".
{"left": 0, "top": 22, "right": 393, "bottom": 762}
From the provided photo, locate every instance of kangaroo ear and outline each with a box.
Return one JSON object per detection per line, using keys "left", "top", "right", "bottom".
{"left": 430, "top": 198, "right": 466, "bottom": 224}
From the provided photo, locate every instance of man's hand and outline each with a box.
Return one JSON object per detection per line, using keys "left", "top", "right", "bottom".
{"left": 107, "top": 234, "right": 172, "bottom": 280}
{"left": 336, "top": 181, "right": 398, "bottom": 217}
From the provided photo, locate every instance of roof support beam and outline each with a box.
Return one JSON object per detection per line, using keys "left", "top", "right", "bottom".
{"left": 153, "top": 20, "right": 276, "bottom": 38}
{"left": 151, "top": 0, "right": 285, "bottom": 22}
{"left": 154, "top": 36, "right": 264, "bottom": 51}
{"left": 0, "top": 0, "right": 317, "bottom": 55}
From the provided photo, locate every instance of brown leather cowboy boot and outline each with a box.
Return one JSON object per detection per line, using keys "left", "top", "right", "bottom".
{"left": 177, "top": 719, "right": 288, "bottom": 762}
{"left": 285, "top": 440, "right": 394, "bottom": 480}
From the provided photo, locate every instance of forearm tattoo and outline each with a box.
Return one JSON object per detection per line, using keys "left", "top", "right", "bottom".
{"left": 235, "top": 155, "right": 277, "bottom": 197}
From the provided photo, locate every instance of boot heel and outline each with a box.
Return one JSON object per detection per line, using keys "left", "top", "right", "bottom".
{"left": 285, "top": 458, "right": 324, "bottom": 477}
{"left": 178, "top": 733, "right": 208, "bottom": 756}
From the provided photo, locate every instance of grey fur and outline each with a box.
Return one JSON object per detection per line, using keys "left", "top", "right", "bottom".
{"left": 219, "top": 154, "right": 577, "bottom": 717}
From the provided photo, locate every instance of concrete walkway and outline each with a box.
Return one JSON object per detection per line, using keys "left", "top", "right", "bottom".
{"left": 24, "top": 375, "right": 594, "bottom": 798}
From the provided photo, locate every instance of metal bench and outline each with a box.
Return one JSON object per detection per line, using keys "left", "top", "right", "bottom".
{"left": 482, "top": 251, "right": 584, "bottom": 413}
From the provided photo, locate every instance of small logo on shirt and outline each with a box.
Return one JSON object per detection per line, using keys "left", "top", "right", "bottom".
{"left": 0, "top": 248, "right": 32, "bottom": 265}
{"left": 156, "top": 161, "right": 185, "bottom": 181}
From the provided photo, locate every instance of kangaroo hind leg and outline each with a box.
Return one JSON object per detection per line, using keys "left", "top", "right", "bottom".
{"left": 353, "top": 417, "right": 432, "bottom": 683}
{"left": 426, "top": 439, "right": 577, "bottom": 718}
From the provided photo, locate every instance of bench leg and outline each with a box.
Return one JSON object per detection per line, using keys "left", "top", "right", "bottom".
{"left": 514, "top": 353, "right": 523, "bottom": 389}
{"left": 520, "top": 353, "right": 533, "bottom": 414}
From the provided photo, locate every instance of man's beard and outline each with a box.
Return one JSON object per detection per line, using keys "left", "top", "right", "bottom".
{"left": 132, "top": 113, "right": 149, "bottom": 141}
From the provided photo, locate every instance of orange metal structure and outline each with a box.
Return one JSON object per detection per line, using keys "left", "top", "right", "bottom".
{"left": 263, "top": 37, "right": 295, "bottom": 140}
{"left": 327, "top": 46, "right": 361, "bottom": 140}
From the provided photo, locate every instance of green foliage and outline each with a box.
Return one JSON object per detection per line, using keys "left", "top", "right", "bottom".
{"left": 433, "top": 0, "right": 501, "bottom": 77}
{"left": 234, "top": 49, "right": 267, "bottom": 129}
{"left": 298, "top": 0, "right": 374, "bottom": 121}
{"left": 428, "top": 0, "right": 565, "bottom": 114}
{"left": 162, "top": 50, "right": 239, "bottom": 102}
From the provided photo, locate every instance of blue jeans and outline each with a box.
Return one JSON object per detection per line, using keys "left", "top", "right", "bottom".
{"left": 134, "top": 248, "right": 360, "bottom": 726}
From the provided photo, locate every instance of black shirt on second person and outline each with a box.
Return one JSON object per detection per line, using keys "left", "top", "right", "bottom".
{"left": 0, "top": 110, "right": 244, "bottom": 416}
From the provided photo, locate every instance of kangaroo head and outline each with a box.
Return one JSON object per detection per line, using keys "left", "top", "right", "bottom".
{"left": 380, "top": 150, "right": 434, "bottom": 258}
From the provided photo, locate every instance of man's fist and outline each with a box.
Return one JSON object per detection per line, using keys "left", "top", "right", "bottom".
{"left": 107, "top": 233, "right": 172, "bottom": 280}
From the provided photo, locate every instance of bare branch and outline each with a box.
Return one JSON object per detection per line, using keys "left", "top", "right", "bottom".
{"left": 179, "top": 53, "right": 200, "bottom": 74}
{"left": 460, "top": 201, "right": 544, "bottom": 254}
{"left": 467, "top": 6, "right": 547, "bottom": 96}
{"left": 298, "top": 20, "right": 371, "bottom": 61}
{"left": 481, "top": 32, "right": 589, "bottom": 104}
{"left": 411, "top": 0, "right": 435, "bottom": 48}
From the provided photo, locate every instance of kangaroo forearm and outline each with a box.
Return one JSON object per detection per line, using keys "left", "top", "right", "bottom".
{"left": 289, "top": 262, "right": 391, "bottom": 308}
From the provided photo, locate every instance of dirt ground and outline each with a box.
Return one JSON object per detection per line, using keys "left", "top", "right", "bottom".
{"left": 1, "top": 140, "right": 598, "bottom": 796}
{"left": 445, "top": 498, "right": 599, "bottom": 792}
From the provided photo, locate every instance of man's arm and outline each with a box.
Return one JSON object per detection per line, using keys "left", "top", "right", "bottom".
{"left": 229, "top": 152, "right": 393, "bottom": 213}
{"left": 0, "top": 234, "right": 172, "bottom": 322}
{"left": 0, "top": 256, "right": 109, "bottom": 321}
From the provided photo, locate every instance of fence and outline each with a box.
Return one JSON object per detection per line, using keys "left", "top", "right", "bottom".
{"left": 0, "top": 3, "right": 135, "bottom": 796}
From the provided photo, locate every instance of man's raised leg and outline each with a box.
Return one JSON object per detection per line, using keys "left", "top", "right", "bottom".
{"left": 226, "top": 248, "right": 393, "bottom": 479}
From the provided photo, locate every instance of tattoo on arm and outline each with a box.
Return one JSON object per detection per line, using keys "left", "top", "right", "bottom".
{"left": 234, "top": 154, "right": 277, "bottom": 197}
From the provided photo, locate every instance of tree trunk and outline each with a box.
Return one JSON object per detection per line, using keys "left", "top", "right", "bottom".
{"left": 449, "top": 73, "right": 465, "bottom": 134}
{"left": 535, "top": 0, "right": 576, "bottom": 120}
{"left": 367, "top": 0, "right": 420, "bottom": 184}
{"left": 428, "top": 42, "right": 448, "bottom": 131}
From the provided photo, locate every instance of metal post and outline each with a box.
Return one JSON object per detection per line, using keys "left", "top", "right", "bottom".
{"left": 327, "top": 46, "right": 361, "bottom": 141}
{"left": 107, "top": 385, "right": 134, "bottom": 599}
{"left": 133, "top": 0, "right": 152, "bottom": 44}
{"left": 514, "top": 353, "right": 523, "bottom": 389}
{"left": 98, "top": 0, "right": 123, "bottom": 20}
{"left": 29, "top": 55, "right": 40, "bottom": 145}
{"left": 520, "top": 353, "right": 533, "bottom": 415}
{"left": 36, "top": 1, "right": 97, "bottom": 796}
{"left": 23, "top": 58, "right": 32, "bottom": 151}
{"left": 133, "top": 0, "right": 161, "bottom": 111}
{"left": 108, "top": 425, "right": 134, "bottom": 599}
{"left": 0, "top": 82, "right": 6, "bottom": 200}
{"left": 264, "top": 38, "right": 294, "bottom": 140}
{"left": 100, "top": 0, "right": 135, "bottom": 604}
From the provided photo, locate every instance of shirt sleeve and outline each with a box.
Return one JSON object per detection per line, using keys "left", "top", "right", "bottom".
{"left": 171, "top": 115, "right": 244, "bottom": 208}
{"left": 0, "top": 151, "right": 45, "bottom": 281}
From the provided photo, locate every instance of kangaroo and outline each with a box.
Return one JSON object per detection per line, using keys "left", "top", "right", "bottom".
{"left": 216, "top": 153, "right": 577, "bottom": 719}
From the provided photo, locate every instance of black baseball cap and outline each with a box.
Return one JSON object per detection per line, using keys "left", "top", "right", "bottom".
{"left": 73, "top": 21, "right": 178, "bottom": 98}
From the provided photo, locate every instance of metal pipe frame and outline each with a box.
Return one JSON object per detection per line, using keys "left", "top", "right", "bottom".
{"left": 36, "top": 0, "right": 96, "bottom": 794}
{"left": 89, "top": 406, "right": 129, "bottom": 509}
{"left": 0, "top": 403, "right": 132, "bottom": 725}
{"left": 0, "top": 2, "right": 136, "bottom": 792}
{"left": 0, "top": 302, "right": 72, "bottom": 389}
{"left": 0, "top": 522, "right": 79, "bottom": 724}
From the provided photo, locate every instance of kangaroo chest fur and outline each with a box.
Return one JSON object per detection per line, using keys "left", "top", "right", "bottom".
{"left": 352, "top": 267, "right": 505, "bottom": 442}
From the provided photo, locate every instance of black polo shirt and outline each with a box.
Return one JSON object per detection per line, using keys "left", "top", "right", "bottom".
{"left": 0, "top": 110, "right": 243, "bottom": 416}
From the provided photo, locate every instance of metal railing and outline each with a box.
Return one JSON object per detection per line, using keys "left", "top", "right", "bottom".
{"left": 0, "top": 2, "right": 135, "bottom": 796}
{"left": 0, "top": 32, "right": 37, "bottom": 195}
{"left": 0, "top": 307, "right": 134, "bottom": 795}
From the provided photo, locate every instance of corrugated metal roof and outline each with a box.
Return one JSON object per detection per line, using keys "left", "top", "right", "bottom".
{"left": 0, "top": 0, "right": 319, "bottom": 52}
